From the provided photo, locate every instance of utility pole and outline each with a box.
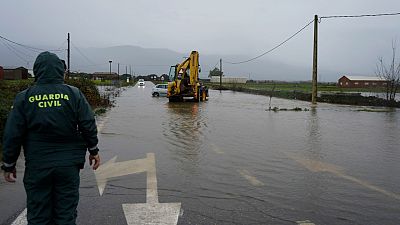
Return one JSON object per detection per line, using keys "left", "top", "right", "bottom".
{"left": 130, "top": 65, "right": 132, "bottom": 75}
{"left": 67, "top": 33, "right": 70, "bottom": 78}
{"left": 126, "top": 65, "right": 128, "bottom": 75}
{"left": 220, "top": 58, "right": 222, "bottom": 90}
{"left": 311, "top": 14, "right": 318, "bottom": 105}
{"left": 118, "top": 63, "right": 120, "bottom": 76}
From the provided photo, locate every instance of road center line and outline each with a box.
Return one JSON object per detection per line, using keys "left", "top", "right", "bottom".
{"left": 210, "top": 143, "right": 224, "bottom": 154}
{"left": 296, "top": 220, "right": 316, "bottom": 225}
{"left": 286, "top": 153, "right": 400, "bottom": 201}
{"left": 238, "top": 169, "right": 265, "bottom": 187}
{"left": 11, "top": 208, "right": 27, "bottom": 225}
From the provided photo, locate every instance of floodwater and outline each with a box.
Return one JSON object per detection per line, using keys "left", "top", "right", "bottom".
{"left": 86, "top": 82, "right": 400, "bottom": 225}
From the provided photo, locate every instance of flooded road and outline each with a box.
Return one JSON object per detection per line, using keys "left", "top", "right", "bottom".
{"left": 79, "top": 82, "right": 399, "bottom": 225}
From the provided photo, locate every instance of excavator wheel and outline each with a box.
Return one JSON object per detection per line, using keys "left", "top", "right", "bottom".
{"left": 201, "top": 90, "right": 207, "bottom": 101}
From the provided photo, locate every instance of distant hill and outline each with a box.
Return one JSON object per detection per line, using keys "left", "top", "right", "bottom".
{"left": 0, "top": 44, "right": 338, "bottom": 81}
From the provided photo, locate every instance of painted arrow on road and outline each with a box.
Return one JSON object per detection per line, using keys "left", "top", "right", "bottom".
{"left": 94, "top": 153, "right": 181, "bottom": 225}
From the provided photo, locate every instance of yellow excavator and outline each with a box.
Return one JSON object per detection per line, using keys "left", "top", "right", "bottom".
{"left": 167, "top": 51, "right": 208, "bottom": 102}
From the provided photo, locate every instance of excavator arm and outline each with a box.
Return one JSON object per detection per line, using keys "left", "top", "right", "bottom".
{"left": 168, "top": 51, "right": 207, "bottom": 102}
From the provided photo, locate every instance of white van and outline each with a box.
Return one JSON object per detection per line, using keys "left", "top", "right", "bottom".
{"left": 138, "top": 79, "right": 145, "bottom": 86}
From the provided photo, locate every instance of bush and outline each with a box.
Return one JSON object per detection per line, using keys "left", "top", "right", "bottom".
{"left": 0, "top": 78, "right": 114, "bottom": 160}
{"left": 65, "top": 78, "right": 113, "bottom": 108}
{"left": 0, "top": 80, "right": 33, "bottom": 160}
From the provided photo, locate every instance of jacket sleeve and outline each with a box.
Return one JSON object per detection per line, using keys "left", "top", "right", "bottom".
{"left": 77, "top": 91, "right": 98, "bottom": 149}
{"left": 2, "top": 93, "right": 27, "bottom": 165}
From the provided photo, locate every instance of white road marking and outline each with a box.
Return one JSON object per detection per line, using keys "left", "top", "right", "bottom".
{"left": 10, "top": 208, "right": 27, "bottom": 225}
{"left": 210, "top": 143, "right": 224, "bottom": 154}
{"left": 115, "top": 153, "right": 181, "bottom": 225}
{"left": 238, "top": 169, "right": 265, "bottom": 187}
{"left": 14, "top": 153, "right": 182, "bottom": 225}
{"left": 122, "top": 203, "right": 181, "bottom": 225}
{"left": 286, "top": 153, "right": 400, "bottom": 201}
{"left": 94, "top": 155, "right": 148, "bottom": 196}
{"left": 296, "top": 220, "right": 316, "bottom": 225}
{"left": 146, "top": 153, "right": 158, "bottom": 204}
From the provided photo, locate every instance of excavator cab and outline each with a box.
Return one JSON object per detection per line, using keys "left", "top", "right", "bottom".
{"left": 168, "top": 65, "right": 177, "bottom": 82}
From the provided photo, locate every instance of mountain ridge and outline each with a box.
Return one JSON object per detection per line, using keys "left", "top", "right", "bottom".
{"left": 0, "top": 44, "right": 338, "bottom": 81}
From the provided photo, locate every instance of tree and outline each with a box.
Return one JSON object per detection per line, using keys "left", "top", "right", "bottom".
{"left": 376, "top": 41, "right": 400, "bottom": 104}
{"left": 208, "top": 67, "right": 223, "bottom": 78}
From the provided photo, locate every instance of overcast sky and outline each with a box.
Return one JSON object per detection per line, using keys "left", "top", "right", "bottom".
{"left": 1, "top": 0, "right": 400, "bottom": 80}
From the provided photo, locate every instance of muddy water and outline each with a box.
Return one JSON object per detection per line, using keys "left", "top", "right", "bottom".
{"left": 96, "top": 83, "right": 400, "bottom": 225}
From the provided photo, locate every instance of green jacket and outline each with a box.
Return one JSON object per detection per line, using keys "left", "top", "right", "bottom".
{"left": 2, "top": 52, "right": 98, "bottom": 169}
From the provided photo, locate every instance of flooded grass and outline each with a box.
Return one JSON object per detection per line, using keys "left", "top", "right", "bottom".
{"left": 356, "top": 108, "right": 396, "bottom": 112}
{"left": 206, "top": 82, "right": 400, "bottom": 107}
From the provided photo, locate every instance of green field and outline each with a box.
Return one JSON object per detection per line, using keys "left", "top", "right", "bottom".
{"left": 206, "top": 82, "right": 386, "bottom": 93}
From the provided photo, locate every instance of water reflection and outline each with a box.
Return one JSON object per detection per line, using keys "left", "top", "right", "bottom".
{"left": 162, "top": 102, "right": 208, "bottom": 173}
{"left": 305, "top": 107, "right": 323, "bottom": 161}
{"left": 98, "top": 87, "right": 400, "bottom": 224}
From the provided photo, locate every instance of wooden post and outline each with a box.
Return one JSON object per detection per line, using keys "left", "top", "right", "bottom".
{"left": 67, "top": 33, "right": 70, "bottom": 78}
{"left": 220, "top": 58, "right": 222, "bottom": 90}
{"left": 311, "top": 15, "right": 318, "bottom": 105}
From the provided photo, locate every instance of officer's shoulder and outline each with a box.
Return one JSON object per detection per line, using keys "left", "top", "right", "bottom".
{"left": 63, "top": 84, "right": 83, "bottom": 95}
{"left": 14, "top": 89, "right": 29, "bottom": 102}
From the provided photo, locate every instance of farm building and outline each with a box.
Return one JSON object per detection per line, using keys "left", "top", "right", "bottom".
{"left": 159, "top": 74, "right": 169, "bottom": 82}
{"left": 147, "top": 74, "right": 158, "bottom": 81}
{"left": 210, "top": 77, "right": 247, "bottom": 84}
{"left": 0, "top": 66, "right": 3, "bottom": 80}
{"left": 1, "top": 67, "right": 29, "bottom": 80}
{"left": 92, "top": 72, "right": 119, "bottom": 80}
{"left": 338, "top": 76, "right": 387, "bottom": 88}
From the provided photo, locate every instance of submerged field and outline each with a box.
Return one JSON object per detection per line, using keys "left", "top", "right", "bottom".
{"left": 206, "top": 81, "right": 386, "bottom": 93}
{"left": 205, "top": 81, "right": 399, "bottom": 107}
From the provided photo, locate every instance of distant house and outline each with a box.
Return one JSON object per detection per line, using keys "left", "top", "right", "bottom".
{"left": 159, "top": 74, "right": 169, "bottom": 82}
{"left": 2, "top": 67, "right": 28, "bottom": 80}
{"left": 136, "top": 75, "right": 147, "bottom": 81}
{"left": 92, "top": 72, "right": 118, "bottom": 80}
{"left": 147, "top": 74, "right": 158, "bottom": 81}
{"left": 120, "top": 74, "right": 133, "bottom": 82}
{"left": 0, "top": 66, "right": 4, "bottom": 80}
{"left": 338, "top": 75, "right": 387, "bottom": 88}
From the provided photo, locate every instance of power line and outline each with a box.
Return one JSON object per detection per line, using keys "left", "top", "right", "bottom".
{"left": 213, "top": 60, "right": 220, "bottom": 69}
{"left": 71, "top": 42, "right": 97, "bottom": 65}
{"left": 0, "top": 39, "right": 30, "bottom": 64}
{"left": 2, "top": 38, "right": 34, "bottom": 58}
{"left": 0, "top": 34, "right": 65, "bottom": 52}
{"left": 320, "top": 12, "right": 400, "bottom": 20}
{"left": 224, "top": 19, "right": 314, "bottom": 65}
{"left": 75, "top": 63, "right": 109, "bottom": 69}
{"left": 133, "top": 64, "right": 171, "bottom": 67}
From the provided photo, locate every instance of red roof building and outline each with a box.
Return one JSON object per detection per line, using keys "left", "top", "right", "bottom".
{"left": 0, "top": 66, "right": 4, "bottom": 80}
{"left": 338, "top": 75, "right": 388, "bottom": 88}
{"left": 3, "top": 67, "right": 29, "bottom": 80}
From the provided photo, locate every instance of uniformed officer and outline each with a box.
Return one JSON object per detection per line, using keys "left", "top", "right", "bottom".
{"left": 1, "top": 51, "right": 100, "bottom": 225}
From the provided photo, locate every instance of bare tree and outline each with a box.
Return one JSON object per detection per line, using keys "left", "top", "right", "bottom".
{"left": 376, "top": 41, "right": 400, "bottom": 104}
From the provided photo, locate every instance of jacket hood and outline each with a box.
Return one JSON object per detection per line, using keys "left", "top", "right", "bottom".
{"left": 33, "top": 52, "right": 64, "bottom": 84}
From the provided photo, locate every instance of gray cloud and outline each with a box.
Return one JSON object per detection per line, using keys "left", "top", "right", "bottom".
{"left": 1, "top": 0, "right": 400, "bottom": 81}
